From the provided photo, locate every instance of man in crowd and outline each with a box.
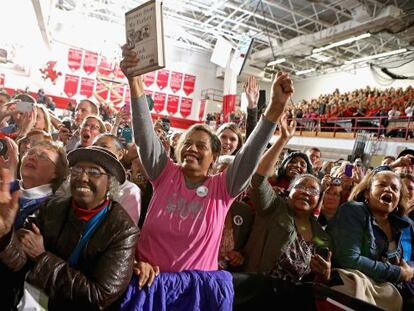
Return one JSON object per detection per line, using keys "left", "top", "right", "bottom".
{"left": 58, "top": 99, "right": 99, "bottom": 152}
{"left": 306, "top": 147, "right": 323, "bottom": 177}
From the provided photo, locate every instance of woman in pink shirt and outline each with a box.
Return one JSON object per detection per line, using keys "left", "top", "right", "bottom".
{"left": 120, "top": 47, "right": 294, "bottom": 288}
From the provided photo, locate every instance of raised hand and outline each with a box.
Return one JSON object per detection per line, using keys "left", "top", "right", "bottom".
{"left": 120, "top": 44, "right": 145, "bottom": 97}
{"left": 244, "top": 76, "right": 259, "bottom": 108}
{"left": 0, "top": 137, "right": 19, "bottom": 178}
{"left": 263, "top": 72, "right": 294, "bottom": 123}
{"left": 278, "top": 112, "right": 296, "bottom": 139}
{"left": 0, "top": 168, "right": 20, "bottom": 238}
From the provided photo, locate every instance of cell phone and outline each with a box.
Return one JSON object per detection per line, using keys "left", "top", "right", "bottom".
{"left": 16, "top": 101, "right": 34, "bottom": 112}
{"left": 23, "top": 215, "right": 39, "bottom": 230}
{"left": 316, "top": 247, "right": 330, "bottom": 260}
{"left": 62, "top": 120, "right": 72, "bottom": 132}
{"left": 344, "top": 164, "right": 353, "bottom": 177}
{"left": 120, "top": 127, "right": 133, "bottom": 145}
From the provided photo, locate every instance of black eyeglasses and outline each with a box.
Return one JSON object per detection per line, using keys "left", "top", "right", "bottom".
{"left": 70, "top": 166, "right": 109, "bottom": 178}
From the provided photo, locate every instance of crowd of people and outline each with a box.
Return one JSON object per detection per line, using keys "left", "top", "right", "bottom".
{"left": 0, "top": 45, "right": 413, "bottom": 311}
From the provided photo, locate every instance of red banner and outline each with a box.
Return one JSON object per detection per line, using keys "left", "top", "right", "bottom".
{"left": 83, "top": 51, "right": 98, "bottom": 75}
{"left": 80, "top": 77, "right": 95, "bottom": 98}
{"left": 180, "top": 97, "right": 193, "bottom": 118}
{"left": 183, "top": 74, "right": 196, "bottom": 96}
{"left": 113, "top": 63, "right": 125, "bottom": 79}
{"left": 64, "top": 74, "right": 79, "bottom": 97}
{"left": 0, "top": 73, "right": 4, "bottom": 88}
{"left": 96, "top": 80, "right": 109, "bottom": 102}
{"left": 222, "top": 94, "right": 236, "bottom": 122}
{"left": 98, "top": 56, "right": 113, "bottom": 76}
{"left": 110, "top": 83, "right": 125, "bottom": 107}
{"left": 167, "top": 94, "right": 179, "bottom": 115}
{"left": 67, "top": 48, "right": 83, "bottom": 71}
{"left": 156, "top": 69, "right": 169, "bottom": 90}
{"left": 143, "top": 71, "right": 155, "bottom": 87}
{"left": 153, "top": 92, "right": 166, "bottom": 113}
{"left": 170, "top": 71, "right": 183, "bottom": 93}
{"left": 199, "top": 99, "right": 206, "bottom": 120}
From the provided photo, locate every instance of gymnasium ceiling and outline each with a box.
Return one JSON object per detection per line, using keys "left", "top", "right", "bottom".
{"left": 33, "top": 0, "right": 414, "bottom": 80}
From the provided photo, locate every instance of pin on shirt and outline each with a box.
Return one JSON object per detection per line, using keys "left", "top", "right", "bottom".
{"left": 196, "top": 185, "right": 208, "bottom": 197}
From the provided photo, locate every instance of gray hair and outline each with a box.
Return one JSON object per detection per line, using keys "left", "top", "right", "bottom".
{"left": 108, "top": 175, "right": 123, "bottom": 201}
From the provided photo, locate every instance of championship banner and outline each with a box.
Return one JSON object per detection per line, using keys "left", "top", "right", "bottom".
{"left": 98, "top": 56, "right": 113, "bottom": 77}
{"left": 67, "top": 48, "right": 83, "bottom": 71}
{"left": 153, "top": 92, "right": 166, "bottom": 113}
{"left": 83, "top": 51, "right": 98, "bottom": 75}
{"left": 170, "top": 71, "right": 183, "bottom": 93}
{"left": 113, "top": 63, "right": 125, "bottom": 80}
{"left": 79, "top": 77, "right": 95, "bottom": 98}
{"left": 180, "top": 97, "right": 193, "bottom": 118}
{"left": 63, "top": 74, "right": 79, "bottom": 97}
{"left": 143, "top": 71, "right": 155, "bottom": 87}
{"left": 0, "top": 73, "right": 4, "bottom": 88}
{"left": 198, "top": 99, "right": 206, "bottom": 120}
{"left": 183, "top": 74, "right": 196, "bottom": 96}
{"left": 95, "top": 80, "right": 109, "bottom": 102}
{"left": 156, "top": 69, "right": 169, "bottom": 90}
{"left": 110, "top": 83, "right": 125, "bottom": 107}
{"left": 167, "top": 94, "right": 179, "bottom": 115}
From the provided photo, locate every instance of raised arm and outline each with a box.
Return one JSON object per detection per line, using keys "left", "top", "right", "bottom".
{"left": 121, "top": 46, "right": 167, "bottom": 181}
{"left": 256, "top": 112, "right": 296, "bottom": 177}
{"left": 226, "top": 72, "right": 294, "bottom": 197}
{"left": 244, "top": 76, "right": 259, "bottom": 139}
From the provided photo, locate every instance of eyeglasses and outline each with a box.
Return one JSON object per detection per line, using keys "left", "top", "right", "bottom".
{"left": 70, "top": 166, "right": 109, "bottom": 178}
{"left": 24, "top": 149, "right": 56, "bottom": 166}
{"left": 82, "top": 124, "right": 101, "bottom": 131}
{"left": 293, "top": 184, "right": 320, "bottom": 196}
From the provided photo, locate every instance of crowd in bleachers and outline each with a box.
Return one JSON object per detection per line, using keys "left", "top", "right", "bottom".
{"left": 0, "top": 45, "right": 413, "bottom": 311}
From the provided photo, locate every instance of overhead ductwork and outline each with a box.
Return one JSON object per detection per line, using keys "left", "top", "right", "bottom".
{"left": 250, "top": 5, "right": 403, "bottom": 63}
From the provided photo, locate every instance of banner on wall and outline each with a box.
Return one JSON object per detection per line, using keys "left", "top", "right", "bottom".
{"left": 64, "top": 74, "right": 79, "bottom": 97}
{"left": 199, "top": 99, "right": 206, "bottom": 120}
{"left": 113, "top": 63, "right": 125, "bottom": 80}
{"left": 167, "top": 94, "right": 179, "bottom": 115}
{"left": 98, "top": 56, "right": 113, "bottom": 77}
{"left": 67, "top": 48, "right": 83, "bottom": 72}
{"left": 110, "top": 83, "right": 125, "bottom": 107}
{"left": 183, "top": 74, "right": 196, "bottom": 96}
{"left": 170, "top": 71, "right": 183, "bottom": 93}
{"left": 180, "top": 97, "right": 193, "bottom": 118}
{"left": 83, "top": 51, "right": 98, "bottom": 75}
{"left": 0, "top": 73, "right": 4, "bottom": 88}
{"left": 80, "top": 77, "right": 95, "bottom": 98}
{"left": 143, "top": 71, "right": 155, "bottom": 87}
{"left": 95, "top": 80, "right": 109, "bottom": 102}
{"left": 153, "top": 92, "right": 166, "bottom": 113}
{"left": 156, "top": 69, "right": 169, "bottom": 90}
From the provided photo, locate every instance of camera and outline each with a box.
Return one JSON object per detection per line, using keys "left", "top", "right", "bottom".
{"left": 0, "top": 138, "right": 7, "bottom": 157}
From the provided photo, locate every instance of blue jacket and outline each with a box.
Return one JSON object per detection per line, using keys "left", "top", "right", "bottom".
{"left": 327, "top": 200, "right": 410, "bottom": 284}
{"left": 117, "top": 270, "right": 234, "bottom": 311}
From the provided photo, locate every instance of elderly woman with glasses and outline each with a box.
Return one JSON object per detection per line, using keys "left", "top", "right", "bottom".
{"left": 327, "top": 166, "right": 414, "bottom": 308}
{"left": 242, "top": 114, "right": 331, "bottom": 280}
{"left": 0, "top": 146, "right": 138, "bottom": 310}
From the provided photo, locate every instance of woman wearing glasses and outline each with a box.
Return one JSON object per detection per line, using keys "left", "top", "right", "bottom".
{"left": 78, "top": 115, "right": 106, "bottom": 148}
{"left": 327, "top": 167, "right": 413, "bottom": 309}
{"left": 0, "top": 146, "right": 138, "bottom": 309}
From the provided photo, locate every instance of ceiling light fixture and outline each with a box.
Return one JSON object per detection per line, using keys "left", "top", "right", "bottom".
{"left": 295, "top": 68, "right": 315, "bottom": 75}
{"left": 344, "top": 48, "right": 407, "bottom": 64}
{"left": 312, "top": 33, "right": 371, "bottom": 54}
{"left": 266, "top": 58, "right": 286, "bottom": 66}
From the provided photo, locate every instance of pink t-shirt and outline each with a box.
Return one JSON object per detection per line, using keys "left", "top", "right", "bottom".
{"left": 136, "top": 159, "right": 235, "bottom": 272}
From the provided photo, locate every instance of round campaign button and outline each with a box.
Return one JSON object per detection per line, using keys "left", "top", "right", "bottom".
{"left": 233, "top": 215, "right": 243, "bottom": 226}
{"left": 196, "top": 185, "right": 208, "bottom": 197}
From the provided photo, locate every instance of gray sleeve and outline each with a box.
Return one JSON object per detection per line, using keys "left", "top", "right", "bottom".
{"left": 131, "top": 96, "right": 168, "bottom": 181}
{"left": 226, "top": 117, "right": 276, "bottom": 197}
{"left": 250, "top": 173, "right": 282, "bottom": 216}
